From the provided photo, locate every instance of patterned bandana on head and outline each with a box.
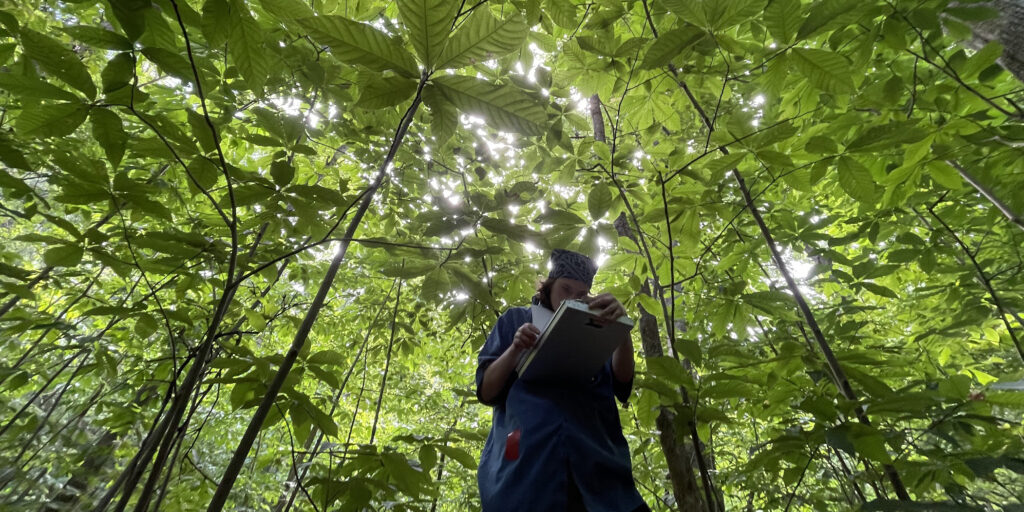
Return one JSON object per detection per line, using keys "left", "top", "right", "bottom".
{"left": 547, "top": 249, "right": 597, "bottom": 288}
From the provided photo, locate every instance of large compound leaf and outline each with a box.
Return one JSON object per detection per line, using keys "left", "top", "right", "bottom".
{"left": 789, "top": 47, "right": 853, "bottom": 94}
{"left": 20, "top": 28, "right": 96, "bottom": 99}
{"left": 435, "top": 9, "right": 527, "bottom": 70}
{"left": 397, "top": 0, "right": 460, "bottom": 69}
{"left": 432, "top": 76, "right": 547, "bottom": 136}
{"left": 296, "top": 15, "right": 419, "bottom": 77}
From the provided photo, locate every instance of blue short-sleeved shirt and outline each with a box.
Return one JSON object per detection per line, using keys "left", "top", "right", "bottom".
{"left": 475, "top": 306, "right": 646, "bottom": 512}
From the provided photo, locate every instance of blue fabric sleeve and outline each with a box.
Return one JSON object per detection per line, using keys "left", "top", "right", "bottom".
{"left": 475, "top": 309, "right": 524, "bottom": 407}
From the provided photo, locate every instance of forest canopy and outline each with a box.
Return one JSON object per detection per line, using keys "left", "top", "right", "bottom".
{"left": 0, "top": 0, "right": 1022, "bottom": 510}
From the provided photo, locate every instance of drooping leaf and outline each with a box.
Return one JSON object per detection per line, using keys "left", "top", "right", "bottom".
{"left": 90, "top": 108, "right": 128, "bottom": 168}
{"left": 100, "top": 52, "right": 135, "bottom": 93}
{"left": 202, "top": 0, "right": 232, "bottom": 47}
{"left": 229, "top": 11, "right": 270, "bottom": 93}
{"left": 19, "top": 28, "right": 97, "bottom": 99}
{"left": 588, "top": 182, "right": 613, "bottom": 220}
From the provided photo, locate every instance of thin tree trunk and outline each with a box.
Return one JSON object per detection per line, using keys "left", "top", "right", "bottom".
{"left": 662, "top": 43, "right": 913, "bottom": 497}
{"left": 274, "top": 286, "right": 391, "bottom": 512}
{"left": 206, "top": 72, "right": 429, "bottom": 512}
{"left": 370, "top": 278, "right": 402, "bottom": 446}
{"left": 615, "top": 214, "right": 707, "bottom": 512}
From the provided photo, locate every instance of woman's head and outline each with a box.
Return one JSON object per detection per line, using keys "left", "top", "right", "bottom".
{"left": 533, "top": 249, "right": 597, "bottom": 310}
{"left": 534, "top": 276, "right": 590, "bottom": 310}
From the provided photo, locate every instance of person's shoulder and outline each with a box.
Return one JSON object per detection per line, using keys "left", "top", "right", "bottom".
{"left": 498, "top": 306, "right": 531, "bottom": 323}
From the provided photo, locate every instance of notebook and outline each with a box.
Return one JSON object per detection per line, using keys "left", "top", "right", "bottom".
{"left": 515, "top": 299, "right": 634, "bottom": 383}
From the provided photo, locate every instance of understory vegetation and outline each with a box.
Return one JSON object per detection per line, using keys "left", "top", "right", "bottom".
{"left": 0, "top": 0, "right": 1022, "bottom": 510}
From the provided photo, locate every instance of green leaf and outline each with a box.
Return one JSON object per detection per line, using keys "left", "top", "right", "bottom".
{"left": 0, "top": 137, "right": 31, "bottom": 171}
{"left": 307, "top": 350, "right": 347, "bottom": 367}
{"left": 703, "top": 151, "right": 747, "bottom": 179}
{"left": 433, "top": 75, "right": 547, "bottom": 136}
{"left": 789, "top": 48, "right": 853, "bottom": 95}
{"left": 646, "top": 356, "right": 694, "bottom": 391}
{"left": 859, "top": 281, "right": 899, "bottom": 299}
{"left": 16, "top": 102, "right": 89, "bottom": 138}
{"left": 381, "top": 452, "right": 426, "bottom": 495}
{"left": 420, "top": 267, "right": 451, "bottom": 300}
{"left": 356, "top": 74, "right": 418, "bottom": 109}
{"left": 588, "top": 183, "right": 613, "bottom": 220}
{"left": 927, "top": 161, "right": 962, "bottom": 190}
{"left": 961, "top": 41, "right": 1003, "bottom": 80}
{"left": 187, "top": 109, "right": 217, "bottom": 153}
{"left": 229, "top": 12, "right": 270, "bottom": 93}
{"left": 545, "top": 0, "right": 578, "bottom": 29}
{"left": 435, "top": 9, "right": 527, "bottom": 70}
{"left": 425, "top": 90, "right": 458, "bottom": 145}
{"left": 141, "top": 47, "right": 194, "bottom": 84}
{"left": 61, "top": 25, "right": 132, "bottom": 51}
{"left": 846, "top": 121, "right": 929, "bottom": 153}
{"left": 0, "top": 73, "right": 79, "bottom": 101}
{"left": 796, "top": 0, "right": 861, "bottom": 40}
{"left": 764, "top": 0, "right": 801, "bottom": 44}
{"left": 836, "top": 156, "right": 877, "bottom": 204}
{"left": 398, "top": 0, "right": 460, "bottom": 69}
{"left": 101, "top": 52, "right": 135, "bottom": 93}
{"left": 43, "top": 245, "right": 84, "bottom": 267}
{"left": 259, "top": 0, "right": 315, "bottom": 19}
{"left": 20, "top": 28, "right": 96, "bottom": 99}
{"left": 90, "top": 108, "right": 128, "bottom": 169}
{"left": 270, "top": 160, "right": 295, "bottom": 187}
{"left": 436, "top": 445, "right": 478, "bottom": 470}
{"left": 296, "top": 15, "right": 419, "bottom": 77}
{"left": 640, "top": 26, "right": 704, "bottom": 69}
{"left": 202, "top": 0, "right": 232, "bottom": 48}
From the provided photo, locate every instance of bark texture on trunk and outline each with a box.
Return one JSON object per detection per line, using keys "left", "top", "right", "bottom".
{"left": 954, "top": 0, "right": 1024, "bottom": 82}
{"left": 615, "top": 213, "right": 705, "bottom": 512}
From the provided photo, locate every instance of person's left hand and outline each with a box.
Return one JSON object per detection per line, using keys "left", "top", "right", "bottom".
{"left": 581, "top": 293, "right": 626, "bottom": 323}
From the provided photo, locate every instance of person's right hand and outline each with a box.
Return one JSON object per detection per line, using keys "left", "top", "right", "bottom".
{"left": 512, "top": 323, "right": 541, "bottom": 352}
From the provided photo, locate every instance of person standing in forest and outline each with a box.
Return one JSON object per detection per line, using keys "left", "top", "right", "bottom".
{"left": 474, "top": 249, "right": 650, "bottom": 512}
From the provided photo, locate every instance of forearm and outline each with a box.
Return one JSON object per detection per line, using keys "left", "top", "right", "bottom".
{"left": 611, "top": 339, "right": 634, "bottom": 383}
{"left": 479, "top": 344, "right": 525, "bottom": 404}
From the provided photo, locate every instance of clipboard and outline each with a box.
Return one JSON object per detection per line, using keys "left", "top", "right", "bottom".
{"left": 515, "top": 299, "right": 634, "bottom": 383}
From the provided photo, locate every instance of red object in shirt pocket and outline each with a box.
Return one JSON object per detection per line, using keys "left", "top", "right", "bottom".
{"left": 504, "top": 429, "right": 521, "bottom": 461}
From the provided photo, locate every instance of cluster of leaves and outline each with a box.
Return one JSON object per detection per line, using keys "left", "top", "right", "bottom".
{"left": 0, "top": 0, "right": 1021, "bottom": 511}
